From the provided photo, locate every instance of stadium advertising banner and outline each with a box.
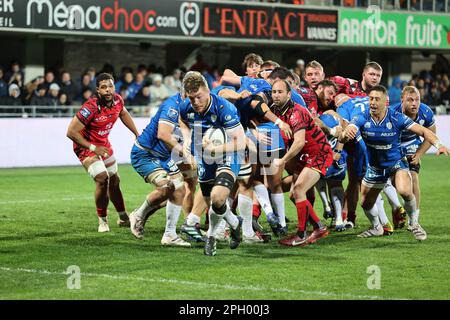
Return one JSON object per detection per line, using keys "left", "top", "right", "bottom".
{"left": 202, "top": 2, "right": 338, "bottom": 43}
{"left": 0, "top": 0, "right": 337, "bottom": 43}
{"left": 339, "top": 9, "right": 450, "bottom": 49}
{"left": 0, "top": 0, "right": 201, "bottom": 37}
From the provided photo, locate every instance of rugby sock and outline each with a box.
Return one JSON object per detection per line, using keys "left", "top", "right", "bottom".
{"left": 254, "top": 184, "right": 274, "bottom": 216}
{"left": 223, "top": 204, "right": 239, "bottom": 230}
{"left": 416, "top": 209, "right": 420, "bottom": 224}
{"left": 135, "top": 199, "right": 157, "bottom": 220}
{"left": 347, "top": 211, "right": 356, "bottom": 223}
{"left": 383, "top": 179, "right": 402, "bottom": 210}
{"left": 96, "top": 208, "right": 107, "bottom": 218}
{"left": 206, "top": 207, "right": 224, "bottom": 238}
{"left": 330, "top": 186, "right": 345, "bottom": 225}
{"left": 316, "top": 179, "right": 331, "bottom": 212}
{"left": 238, "top": 194, "right": 254, "bottom": 237}
{"left": 404, "top": 197, "right": 418, "bottom": 225}
{"left": 186, "top": 212, "right": 201, "bottom": 226}
{"left": 308, "top": 206, "right": 324, "bottom": 229}
{"left": 363, "top": 205, "right": 380, "bottom": 228}
{"left": 376, "top": 195, "right": 389, "bottom": 225}
{"left": 111, "top": 196, "right": 126, "bottom": 214}
{"left": 295, "top": 200, "right": 311, "bottom": 237}
{"left": 252, "top": 204, "right": 261, "bottom": 218}
{"left": 164, "top": 201, "right": 182, "bottom": 238}
{"left": 270, "top": 193, "right": 286, "bottom": 227}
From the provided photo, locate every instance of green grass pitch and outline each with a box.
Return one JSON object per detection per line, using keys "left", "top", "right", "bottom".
{"left": 0, "top": 155, "right": 449, "bottom": 300}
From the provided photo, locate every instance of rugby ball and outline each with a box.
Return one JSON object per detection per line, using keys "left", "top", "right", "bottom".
{"left": 204, "top": 127, "right": 227, "bottom": 146}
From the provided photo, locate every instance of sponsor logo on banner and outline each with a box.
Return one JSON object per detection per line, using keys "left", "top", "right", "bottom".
{"left": 0, "top": 0, "right": 15, "bottom": 27}
{"left": 180, "top": 2, "right": 199, "bottom": 36}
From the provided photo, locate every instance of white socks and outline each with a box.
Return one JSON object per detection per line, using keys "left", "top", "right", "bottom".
{"left": 316, "top": 179, "right": 331, "bottom": 211}
{"left": 404, "top": 197, "right": 418, "bottom": 225}
{"left": 330, "top": 186, "right": 344, "bottom": 225}
{"left": 164, "top": 201, "right": 182, "bottom": 238}
{"left": 207, "top": 207, "right": 224, "bottom": 238}
{"left": 254, "top": 184, "right": 274, "bottom": 216}
{"left": 383, "top": 179, "right": 401, "bottom": 210}
{"left": 270, "top": 193, "right": 286, "bottom": 227}
{"left": 186, "top": 212, "right": 201, "bottom": 226}
{"left": 376, "top": 195, "right": 389, "bottom": 225}
{"left": 135, "top": 199, "right": 156, "bottom": 220}
{"left": 363, "top": 205, "right": 381, "bottom": 228}
{"left": 238, "top": 194, "right": 254, "bottom": 237}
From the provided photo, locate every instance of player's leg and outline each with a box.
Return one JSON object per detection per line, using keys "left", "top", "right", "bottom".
{"left": 181, "top": 188, "right": 207, "bottom": 242}
{"left": 83, "top": 156, "right": 110, "bottom": 233}
{"left": 103, "top": 155, "right": 130, "bottom": 227}
{"left": 383, "top": 178, "right": 406, "bottom": 229}
{"left": 266, "top": 162, "right": 287, "bottom": 235}
{"left": 357, "top": 166, "right": 386, "bottom": 238}
{"left": 178, "top": 162, "right": 198, "bottom": 217}
{"left": 161, "top": 173, "right": 191, "bottom": 247}
{"left": 328, "top": 179, "right": 345, "bottom": 231}
{"left": 343, "top": 154, "right": 360, "bottom": 226}
{"left": 375, "top": 194, "right": 394, "bottom": 235}
{"left": 392, "top": 169, "right": 426, "bottom": 240}
{"left": 316, "top": 178, "right": 333, "bottom": 219}
{"left": 410, "top": 170, "right": 421, "bottom": 226}
{"left": 279, "top": 166, "right": 325, "bottom": 246}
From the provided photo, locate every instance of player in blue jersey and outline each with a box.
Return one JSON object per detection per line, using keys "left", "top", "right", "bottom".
{"left": 179, "top": 71, "right": 247, "bottom": 256}
{"left": 387, "top": 86, "right": 437, "bottom": 233}
{"left": 341, "top": 85, "right": 449, "bottom": 240}
{"left": 129, "top": 92, "right": 194, "bottom": 247}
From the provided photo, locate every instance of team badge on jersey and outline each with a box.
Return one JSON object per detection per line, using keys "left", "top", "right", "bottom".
{"left": 386, "top": 122, "right": 392, "bottom": 129}
{"left": 364, "top": 122, "right": 371, "bottom": 128}
{"left": 168, "top": 108, "right": 178, "bottom": 119}
{"left": 80, "top": 107, "right": 91, "bottom": 118}
{"left": 211, "top": 115, "right": 217, "bottom": 122}
{"left": 419, "top": 119, "right": 425, "bottom": 125}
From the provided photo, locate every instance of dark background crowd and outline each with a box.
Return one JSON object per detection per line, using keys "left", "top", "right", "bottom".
{"left": 1, "top": 56, "right": 449, "bottom": 115}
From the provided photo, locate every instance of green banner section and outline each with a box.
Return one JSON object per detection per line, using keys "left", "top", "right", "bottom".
{"left": 339, "top": 9, "right": 450, "bottom": 49}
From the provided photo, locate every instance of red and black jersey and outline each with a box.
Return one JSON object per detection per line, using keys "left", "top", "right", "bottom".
{"left": 298, "top": 86, "right": 323, "bottom": 117}
{"left": 273, "top": 100, "right": 332, "bottom": 156}
{"left": 75, "top": 94, "right": 124, "bottom": 148}
{"left": 328, "top": 76, "right": 367, "bottom": 97}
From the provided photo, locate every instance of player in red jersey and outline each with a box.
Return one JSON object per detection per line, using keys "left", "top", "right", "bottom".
{"left": 67, "top": 73, "right": 139, "bottom": 232}
{"left": 270, "top": 80, "right": 333, "bottom": 247}
{"left": 329, "top": 61, "right": 382, "bottom": 97}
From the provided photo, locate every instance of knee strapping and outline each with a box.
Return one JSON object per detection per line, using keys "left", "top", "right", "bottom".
{"left": 88, "top": 161, "right": 108, "bottom": 179}
{"left": 212, "top": 202, "right": 227, "bottom": 215}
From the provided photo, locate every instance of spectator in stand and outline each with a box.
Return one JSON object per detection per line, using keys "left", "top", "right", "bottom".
{"left": 5, "top": 61, "right": 24, "bottom": 84}
{"left": 128, "top": 72, "right": 145, "bottom": 101}
{"left": 30, "top": 84, "right": 50, "bottom": 106}
{"left": 115, "top": 70, "right": 134, "bottom": 92}
{"left": 0, "top": 84, "right": 23, "bottom": 107}
{"left": 43, "top": 71, "right": 56, "bottom": 91}
{"left": 78, "top": 73, "right": 95, "bottom": 101}
{"left": 149, "top": 74, "right": 170, "bottom": 109}
{"left": 48, "top": 83, "right": 61, "bottom": 106}
{"left": 190, "top": 54, "right": 209, "bottom": 73}
{"left": 388, "top": 76, "right": 403, "bottom": 105}
{"left": 164, "top": 68, "right": 182, "bottom": 95}
{"left": 292, "top": 59, "right": 305, "bottom": 83}
{"left": 119, "top": 85, "right": 132, "bottom": 105}
{"left": 86, "top": 67, "right": 97, "bottom": 88}
{"left": 24, "top": 76, "right": 44, "bottom": 103}
{"left": 439, "top": 80, "right": 450, "bottom": 105}
{"left": 59, "top": 71, "right": 79, "bottom": 104}
{"left": 99, "top": 63, "right": 117, "bottom": 81}
{"left": 59, "top": 93, "right": 70, "bottom": 106}
{"left": 0, "top": 68, "right": 8, "bottom": 97}
{"left": 8, "top": 71, "right": 23, "bottom": 90}
{"left": 81, "top": 87, "right": 93, "bottom": 104}
{"left": 130, "top": 85, "right": 151, "bottom": 107}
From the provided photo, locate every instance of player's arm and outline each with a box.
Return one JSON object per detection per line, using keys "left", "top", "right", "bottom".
{"left": 313, "top": 116, "right": 342, "bottom": 138}
{"left": 218, "top": 89, "right": 251, "bottom": 103}
{"left": 119, "top": 107, "right": 139, "bottom": 138}
{"left": 66, "top": 116, "right": 110, "bottom": 157}
{"left": 221, "top": 69, "right": 242, "bottom": 87}
{"left": 157, "top": 121, "right": 185, "bottom": 158}
{"left": 407, "top": 123, "right": 449, "bottom": 156}
{"left": 250, "top": 93, "right": 292, "bottom": 139}
{"left": 280, "top": 129, "right": 305, "bottom": 163}
{"left": 339, "top": 123, "right": 359, "bottom": 143}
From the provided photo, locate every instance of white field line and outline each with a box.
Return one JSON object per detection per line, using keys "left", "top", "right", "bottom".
{"left": 0, "top": 266, "right": 407, "bottom": 300}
